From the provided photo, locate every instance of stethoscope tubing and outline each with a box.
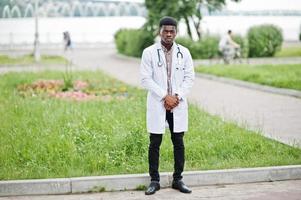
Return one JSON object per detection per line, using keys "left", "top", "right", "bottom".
{"left": 157, "top": 44, "right": 183, "bottom": 67}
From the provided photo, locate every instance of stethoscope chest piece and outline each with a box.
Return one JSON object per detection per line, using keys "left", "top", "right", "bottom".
{"left": 157, "top": 49, "right": 163, "bottom": 67}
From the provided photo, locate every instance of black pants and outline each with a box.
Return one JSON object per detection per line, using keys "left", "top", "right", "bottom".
{"left": 148, "top": 110, "right": 185, "bottom": 182}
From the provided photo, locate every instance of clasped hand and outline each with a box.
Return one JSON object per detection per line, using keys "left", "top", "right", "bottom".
{"left": 164, "top": 95, "right": 179, "bottom": 111}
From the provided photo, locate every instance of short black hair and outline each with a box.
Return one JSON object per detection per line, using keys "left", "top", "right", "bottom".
{"left": 159, "top": 16, "right": 177, "bottom": 28}
{"left": 228, "top": 30, "right": 232, "bottom": 34}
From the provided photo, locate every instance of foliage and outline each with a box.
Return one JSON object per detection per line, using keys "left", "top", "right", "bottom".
{"left": 62, "top": 63, "right": 74, "bottom": 92}
{"left": 144, "top": 0, "right": 198, "bottom": 36}
{"left": 194, "top": 35, "right": 220, "bottom": 59}
{"left": 89, "top": 186, "right": 106, "bottom": 193}
{"left": 196, "top": 64, "right": 301, "bottom": 90}
{"left": 136, "top": 185, "right": 147, "bottom": 191}
{"left": 144, "top": 0, "right": 240, "bottom": 39}
{"left": 232, "top": 34, "right": 249, "bottom": 58}
{"left": 175, "top": 37, "right": 194, "bottom": 50}
{"left": 247, "top": 24, "right": 283, "bottom": 57}
{"left": 275, "top": 46, "right": 301, "bottom": 57}
{"left": 114, "top": 29, "right": 154, "bottom": 57}
{"left": 176, "top": 35, "right": 219, "bottom": 59}
{"left": 0, "top": 54, "right": 67, "bottom": 65}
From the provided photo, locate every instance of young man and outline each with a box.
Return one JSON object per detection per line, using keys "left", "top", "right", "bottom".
{"left": 218, "top": 30, "right": 241, "bottom": 63}
{"left": 140, "top": 16, "right": 195, "bottom": 195}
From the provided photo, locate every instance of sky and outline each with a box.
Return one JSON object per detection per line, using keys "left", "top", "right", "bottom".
{"left": 121, "top": 0, "right": 301, "bottom": 11}
{"left": 224, "top": 0, "right": 301, "bottom": 11}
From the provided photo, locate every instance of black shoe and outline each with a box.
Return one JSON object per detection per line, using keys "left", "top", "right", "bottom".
{"left": 145, "top": 181, "right": 160, "bottom": 195}
{"left": 172, "top": 180, "right": 192, "bottom": 193}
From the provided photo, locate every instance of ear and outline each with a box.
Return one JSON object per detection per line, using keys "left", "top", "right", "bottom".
{"left": 158, "top": 28, "right": 163, "bottom": 37}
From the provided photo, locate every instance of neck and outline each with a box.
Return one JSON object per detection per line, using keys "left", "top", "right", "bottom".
{"left": 161, "top": 40, "right": 173, "bottom": 50}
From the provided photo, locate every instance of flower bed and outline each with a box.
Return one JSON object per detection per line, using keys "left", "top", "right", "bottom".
{"left": 17, "top": 79, "right": 128, "bottom": 101}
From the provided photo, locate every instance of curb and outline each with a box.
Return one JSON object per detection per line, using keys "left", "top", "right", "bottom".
{"left": 1, "top": 165, "right": 301, "bottom": 197}
{"left": 196, "top": 73, "right": 301, "bottom": 99}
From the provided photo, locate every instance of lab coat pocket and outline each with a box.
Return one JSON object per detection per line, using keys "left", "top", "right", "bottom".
{"left": 175, "top": 65, "right": 185, "bottom": 83}
{"left": 177, "top": 97, "right": 188, "bottom": 110}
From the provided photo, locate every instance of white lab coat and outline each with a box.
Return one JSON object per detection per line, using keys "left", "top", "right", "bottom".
{"left": 140, "top": 42, "right": 195, "bottom": 134}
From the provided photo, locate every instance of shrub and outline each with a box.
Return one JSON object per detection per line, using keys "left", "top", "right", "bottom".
{"left": 196, "top": 35, "right": 219, "bottom": 59}
{"left": 114, "top": 29, "right": 154, "bottom": 57}
{"left": 176, "top": 35, "right": 219, "bottom": 59}
{"left": 175, "top": 37, "right": 194, "bottom": 50}
{"left": 232, "top": 34, "right": 249, "bottom": 58}
{"left": 247, "top": 24, "right": 283, "bottom": 57}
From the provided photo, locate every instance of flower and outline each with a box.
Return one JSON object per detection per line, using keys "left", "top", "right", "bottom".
{"left": 51, "top": 91, "right": 96, "bottom": 101}
{"left": 73, "top": 80, "right": 89, "bottom": 91}
{"left": 17, "top": 79, "right": 129, "bottom": 102}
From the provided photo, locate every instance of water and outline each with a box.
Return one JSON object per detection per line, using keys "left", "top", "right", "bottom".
{"left": 0, "top": 16, "right": 300, "bottom": 45}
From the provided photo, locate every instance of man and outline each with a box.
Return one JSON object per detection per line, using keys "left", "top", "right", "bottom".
{"left": 218, "top": 30, "right": 240, "bottom": 63}
{"left": 63, "top": 31, "right": 72, "bottom": 51}
{"left": 140, "top": 16, "right": 195, "bottom": 195}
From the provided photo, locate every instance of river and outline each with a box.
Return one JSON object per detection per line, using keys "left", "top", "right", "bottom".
{"left": 0, "top": 15, "right": 300, "bottom": 45}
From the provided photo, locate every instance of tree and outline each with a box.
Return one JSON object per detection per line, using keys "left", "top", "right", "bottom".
{"left": 144, "top": 0, "right": 241, "bottom": 40}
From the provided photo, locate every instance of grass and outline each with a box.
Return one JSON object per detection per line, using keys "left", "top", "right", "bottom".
{"left": 89, "top": 186, "right": 106, "bottom": 193}
{"left": 135, "top": 185, "right": 147, "bottom": 191}
{"left": 0, "top": 71, "right": 300, "bottom": 180}
{"left": 275, "top": 46, "right": 301, "bottom": 57}
{"left": 195, "top": 64, "right": 301, "bottom": 91}
{"left": 0, "top": 54, "right": 67, "bottom": 65}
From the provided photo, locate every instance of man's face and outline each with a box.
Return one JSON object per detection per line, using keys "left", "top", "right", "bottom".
{"left": 160, "top": 25, "right": 177, "bottom": 44}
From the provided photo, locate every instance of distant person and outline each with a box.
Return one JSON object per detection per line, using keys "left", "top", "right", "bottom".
{"left": 63, "top": 31, "right": 72, "bottom": 51}
{"left": 219, "top": 30, "right": 240, "bottom": 63}
{"left": 140, "top": 16, "right": 194, "bottom": 195}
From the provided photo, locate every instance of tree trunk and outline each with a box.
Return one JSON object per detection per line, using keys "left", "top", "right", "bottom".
{"left": 193, "top": 19, "right": 201, "bottom": 40}
{"left": 184, "top": 16, "right": 192, "bottom": 39}
{"left": 194, "top": 2, "right": 203, "bottom": 40}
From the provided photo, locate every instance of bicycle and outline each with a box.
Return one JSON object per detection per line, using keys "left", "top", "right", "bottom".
{"left": 221, "top": 46, "right": 242, "bottom": 64}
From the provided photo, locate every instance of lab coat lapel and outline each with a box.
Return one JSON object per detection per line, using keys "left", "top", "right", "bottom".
{"left": 154, "top": 42, "right": 168, "bottom": 90}
{"left": 155, "top": 42, "right": 166, "bottom": 67}
{"left": 171, "top": 42, "right": 178, "bottom": 84}
{"left": 155, "top": 42, "right": 167, "bottom": 77}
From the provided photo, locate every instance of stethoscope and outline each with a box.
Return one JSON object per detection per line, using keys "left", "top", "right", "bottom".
{"left": 157, "top": 44, "right": 183, "bottom": 67}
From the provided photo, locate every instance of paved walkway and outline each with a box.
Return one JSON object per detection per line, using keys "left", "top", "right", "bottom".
{"left": 1, "top": 180, "right": 301, "bottom": 200}
{"left": 1, "top": 45, "right": 301, "bottom": 146}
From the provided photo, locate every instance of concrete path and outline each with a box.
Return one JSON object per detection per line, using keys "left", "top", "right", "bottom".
{"left": 1, "top": 45, "right": 301, "bottom": 146}
{"left": 1, "top": 180, "right": 301, "bottom": 200}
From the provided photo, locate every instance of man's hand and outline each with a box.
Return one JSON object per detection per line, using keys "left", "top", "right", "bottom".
{"left": 164, "top": 95, "right": 179, "bottom": 111}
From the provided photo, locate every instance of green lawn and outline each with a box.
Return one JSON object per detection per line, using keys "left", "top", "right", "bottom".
{"left": 0, "top": 71, "right": 300, "bottom": 180}
{"left": 196, "top": 64, "right": 301, "bottom": 91}
{"left": 275, "top": 46, "right": 301, "bottom": 57}
{"left": 0, "top": 54, "right": 67, "bottom": 65}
